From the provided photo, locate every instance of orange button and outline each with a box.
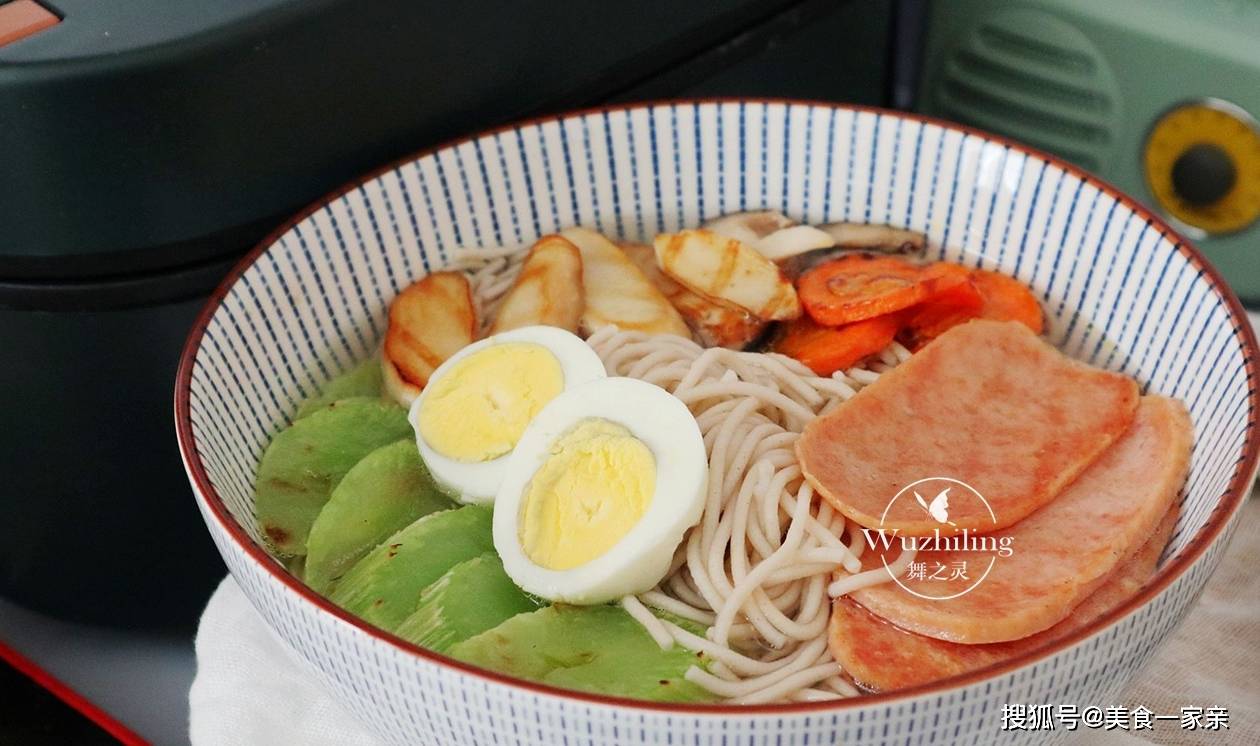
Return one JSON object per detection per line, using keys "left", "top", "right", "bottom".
{"left": 0, "top": 1, "right": 59, "bottom": 47}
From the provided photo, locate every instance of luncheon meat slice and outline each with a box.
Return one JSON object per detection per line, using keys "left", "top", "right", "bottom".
{"left": 797, "top": 319, "right": 1139, "bottom": 534}
{"left": 847, "top": 396, "right": 1191, "bottom": 643}
{"left": 830, "top": 505, "right": 1178, "bottom": 692}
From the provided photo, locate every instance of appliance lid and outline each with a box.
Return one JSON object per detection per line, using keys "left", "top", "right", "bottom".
{"left": 0, "top": 0, "right": 801, "bottom": 279}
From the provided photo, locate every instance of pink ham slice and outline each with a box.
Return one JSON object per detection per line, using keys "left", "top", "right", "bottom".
{"left": 846, "top": 396, "right": 1191, "bottom": 643}
{"left": 830, "top": 505, "right": 1179, "bottom": 692}
{"left": 797, "top": 319, "right": 1140, "bottom": 535}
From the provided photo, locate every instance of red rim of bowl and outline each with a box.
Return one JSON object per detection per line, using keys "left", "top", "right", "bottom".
{"left": 174, "top": 98, "right": 1260, "bottom": 715}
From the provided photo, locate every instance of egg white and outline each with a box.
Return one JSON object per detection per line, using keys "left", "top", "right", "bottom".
{"left": 408, "top": 325, "right": 607, "bottom": 504}
{"left": 493, "top": 376, "right": 708, "bottom": 604}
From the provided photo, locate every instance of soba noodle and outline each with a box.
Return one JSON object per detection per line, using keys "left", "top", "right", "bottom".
{"left": 453, "top": 245, "right": 914, "bottom": 703}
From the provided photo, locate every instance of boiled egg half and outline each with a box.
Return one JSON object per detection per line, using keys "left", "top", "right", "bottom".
{"left": 409, "top": 325, "right": 606, "bottom": 504}
{"left": 493, "top": 377, "right": 708, "bottom": 604}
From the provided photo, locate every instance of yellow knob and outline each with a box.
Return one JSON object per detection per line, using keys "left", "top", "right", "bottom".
{"left": 1144, "top": 100, "right": 1260, "bottom": 235}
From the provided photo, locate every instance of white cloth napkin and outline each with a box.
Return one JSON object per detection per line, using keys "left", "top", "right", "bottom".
{"left": 189, "top": 578, "right": 379, "bottom": 745}
{"left": 190, "top": 499, "right": 1260, "bottom": 745}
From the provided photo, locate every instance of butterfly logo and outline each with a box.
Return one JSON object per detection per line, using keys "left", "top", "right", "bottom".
{"left": 914, "top": 487, "right": 956, "bottom": 527}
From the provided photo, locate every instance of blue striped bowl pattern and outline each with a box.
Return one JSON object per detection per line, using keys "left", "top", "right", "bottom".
{"left": 176, "top": 101, "right": 1259, "bottom": 745}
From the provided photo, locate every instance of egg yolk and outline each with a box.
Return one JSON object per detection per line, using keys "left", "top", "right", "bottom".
{"left": 518, "top": 418, "right": 655, "bottom": 570}
{"left": 417, "top": 343, "right": 564, "bottom": 462}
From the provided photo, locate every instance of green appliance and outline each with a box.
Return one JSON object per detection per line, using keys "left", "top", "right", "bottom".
{"left": 917, "top": 0, "right": 1260, "bottom": 302}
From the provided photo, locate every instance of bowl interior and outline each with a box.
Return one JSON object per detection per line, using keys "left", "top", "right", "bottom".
{"left": 183, "top": 101, "right": 1255, "bottom": 670}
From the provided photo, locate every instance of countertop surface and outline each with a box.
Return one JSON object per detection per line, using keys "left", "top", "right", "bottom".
{"left": 0, "top": 598, "right": 195, "bottom": 745}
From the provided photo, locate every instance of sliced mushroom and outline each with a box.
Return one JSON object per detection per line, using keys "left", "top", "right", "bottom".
{"left": 381, "top": 352, "right": 421, "bottom": 408}
{"left": 816, "top": 222, "right": 926, "bottom": 252}
{"left": 701, "top": 210, "right": 796, "bottom": 245}
{"left": 777, "top": 224, "right": 928, "bottom": 278}
{"left": 653, "top": 229, "right": 801, "bottom": 321}
{"left": 560, "top": 227, "right": 691, "bottom": 338}
{"left": 620, "top": 241, "right": 766, "bottom": 349}
{"left": 488, "top": 235, "right": 584, "bottom": 334}
{"left": 750, "top": 224, "right": 839, "bottom": 260}
{"left": 704, "top": 211, "right": 927, "bottom": 259}
{"left": 702, "top": 210, "right": 841, "bottom": 262}
{"left": 383, "top": 271, "right": 477, "bottom": 389}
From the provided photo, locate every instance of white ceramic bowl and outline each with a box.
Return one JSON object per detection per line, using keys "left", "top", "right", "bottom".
{"left": 176, "top": 100, "right": 1259, "bottom": 745}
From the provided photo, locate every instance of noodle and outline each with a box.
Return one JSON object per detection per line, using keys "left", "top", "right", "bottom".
{"left": 827, "top": 548, "right": 919, "bottom": 598}
{"left": 620, "top": 595, "right": 675, "bottom": 651}
{"left": 456, "top": 246, "right": 911, "bottom": 702}
{"left": 590, "top": 326, "right": 909, "bottom": 702}
{"left": 450, "top": 245, "right": 528, "bottom": 334}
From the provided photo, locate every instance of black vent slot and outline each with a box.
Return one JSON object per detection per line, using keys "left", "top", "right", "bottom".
{"left": 929, "top": 8, "right": 1120, "bottom": 174}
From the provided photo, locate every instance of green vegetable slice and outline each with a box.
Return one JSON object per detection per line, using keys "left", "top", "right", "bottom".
{"left": 295, "top": 357, "right": 384, "bottom": 420}
{"left": 254, "top": 397, "right": 411, "bottom": 556}
{"left": 450, "top": 605, "right": 717, "bottom": 703}
{"left": 305, "top": 440, "right": 453, "bottom": 593}
{"left": 329, "top": 505, "right": 494, "bottom": 631}
{"left": 396, "top": 553, "right": 542, "bottom": 654}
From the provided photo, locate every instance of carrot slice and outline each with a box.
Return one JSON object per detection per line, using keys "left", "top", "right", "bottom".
{"left": 773, "top": 314, "right": 902, "bottom": 376}
{"left": 900, "top": 264, "right": 984, "bottom": 350}
{"left": 919, "top": 261, "right": 972, "bottom": 286}
{"left": 798, "top": 255, "right": 968, "bottom": 327}
{"left": 900, "top": 266, "right": 1043, "bottom": 349}
{"left": 972, "top": 269, "right": 1044, "bottom": 333}
{"left": 797, "top": 255, "right": 928, "bottom": 326}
